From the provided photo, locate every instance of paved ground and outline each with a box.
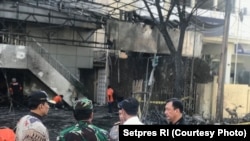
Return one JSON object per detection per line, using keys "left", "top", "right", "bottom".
{"left": 0, "top": 105, "right": 119, "bottom": 141}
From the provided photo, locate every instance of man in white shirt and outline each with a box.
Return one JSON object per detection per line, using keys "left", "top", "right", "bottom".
{"left": 118, "top": 97, "right": 143, "bottom": 125}
{"left": 15, "top": 91, "right": 55, "bottom": 141}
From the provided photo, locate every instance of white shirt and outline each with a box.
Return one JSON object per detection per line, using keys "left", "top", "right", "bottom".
{"left": 123, "top": 116, "right": 143, "bottom": 125}
{"left": 16, "top": 114, "right": 50, "bottom": 141}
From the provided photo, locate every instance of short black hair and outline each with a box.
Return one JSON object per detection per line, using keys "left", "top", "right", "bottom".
{"left": 73, "top": 109, "right": 92, "bottom": 120}
{"left": 118, "top": 97, "right": 139, "bottom": 115}
{"left": 166, "top": 98, "right": 184, "bottom": 113}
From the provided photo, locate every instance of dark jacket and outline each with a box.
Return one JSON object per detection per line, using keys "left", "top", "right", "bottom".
{"left": 169, "top": 116, "right": 186, "bottom": 125}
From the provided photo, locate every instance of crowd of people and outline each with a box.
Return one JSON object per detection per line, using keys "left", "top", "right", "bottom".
{"left": 1, "top": 82, "right": 186, "bottom": 141}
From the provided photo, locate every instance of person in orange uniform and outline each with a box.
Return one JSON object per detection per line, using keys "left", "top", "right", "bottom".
{"left": 53, "top": 95, "right": 64, "bottom": 109}
{"left": 106, "top": 85, "right": 114, "bottom": 114}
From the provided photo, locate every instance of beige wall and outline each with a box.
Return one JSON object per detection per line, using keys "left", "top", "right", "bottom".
{"left": 224, "top": 84, "right": 250, "bottom": 117}
{"left": 197, "top": 76, "right": 250, "bottom": 119}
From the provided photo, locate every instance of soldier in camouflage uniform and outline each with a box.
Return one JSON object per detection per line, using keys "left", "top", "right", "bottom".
{"left": 57, "top": 97, "right": 110, "bottom": 141}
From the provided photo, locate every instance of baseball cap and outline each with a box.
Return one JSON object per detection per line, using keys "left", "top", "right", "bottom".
{"left": 118, "top": 97, "right": 139, "bottom": 115}
{"left": 73, "top": 97, "right": 93, "bottom": 111}
{"left": 29, "top": 91, "right": 56, "bottom": 104}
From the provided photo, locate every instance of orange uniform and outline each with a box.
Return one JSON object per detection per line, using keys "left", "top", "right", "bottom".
{"left": 53, "top": 95, "right": 62, "bottom": 104}
{"left": 106, "top": 85, "right": 114, "bottom": 113}
{"left": 0, "top": 127, "right": 15, "bottom": 141}
{"left": 106, "top": 88, "right": 114, "bottom": 103}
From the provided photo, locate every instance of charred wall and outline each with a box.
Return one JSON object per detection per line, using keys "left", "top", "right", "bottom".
{"left": 108, "top": 52, "right": 149, "bottom": 99}
{"left": 106, "top": 52, "right": 212, "bottom": 114}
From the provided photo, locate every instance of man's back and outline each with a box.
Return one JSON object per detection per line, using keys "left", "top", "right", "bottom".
{"left": 57, "top": 121, "right": 109, "bottom": 141}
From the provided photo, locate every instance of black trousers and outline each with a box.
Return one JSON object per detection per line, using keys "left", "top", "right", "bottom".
{"left": 11, "top": 94, "right": 23, "bottom": 107}
{"left": 108, "top": 102, "right": 114, "bottom": 113}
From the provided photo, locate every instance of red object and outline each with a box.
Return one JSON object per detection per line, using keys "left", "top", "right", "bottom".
{"left": 53, "top": 95, "right": 62, "bottom": 103}
{"left": 0, "top": 127, "right": 15, "bottom": 141}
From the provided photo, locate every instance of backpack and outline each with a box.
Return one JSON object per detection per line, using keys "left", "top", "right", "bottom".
{"left": 0, "top": 126, "right": 15, "bottom": 141}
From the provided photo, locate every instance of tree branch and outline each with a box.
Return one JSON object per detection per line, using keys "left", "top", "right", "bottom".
{"left": 142, "top": 0, "right": 156, "bottom": 22}
{"left": 187, "top": 0, "right": 210, "bottom": 22}
{"left": 165, "top": 0, "right": 176, "bottom": 23}
{"left": 155, "top": 0, "right": 163, "bottom": 23}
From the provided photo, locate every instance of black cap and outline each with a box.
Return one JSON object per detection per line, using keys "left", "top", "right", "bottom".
{"left": 118, "top": 97, "right": 139, "bottom": 115}
{"left": 29, "top": 91, "right": 56, "bottom": 104}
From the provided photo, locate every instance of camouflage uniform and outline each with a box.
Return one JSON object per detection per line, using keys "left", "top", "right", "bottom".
{"left": 57, "top": 98, "right": 110, "bottom": 141}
